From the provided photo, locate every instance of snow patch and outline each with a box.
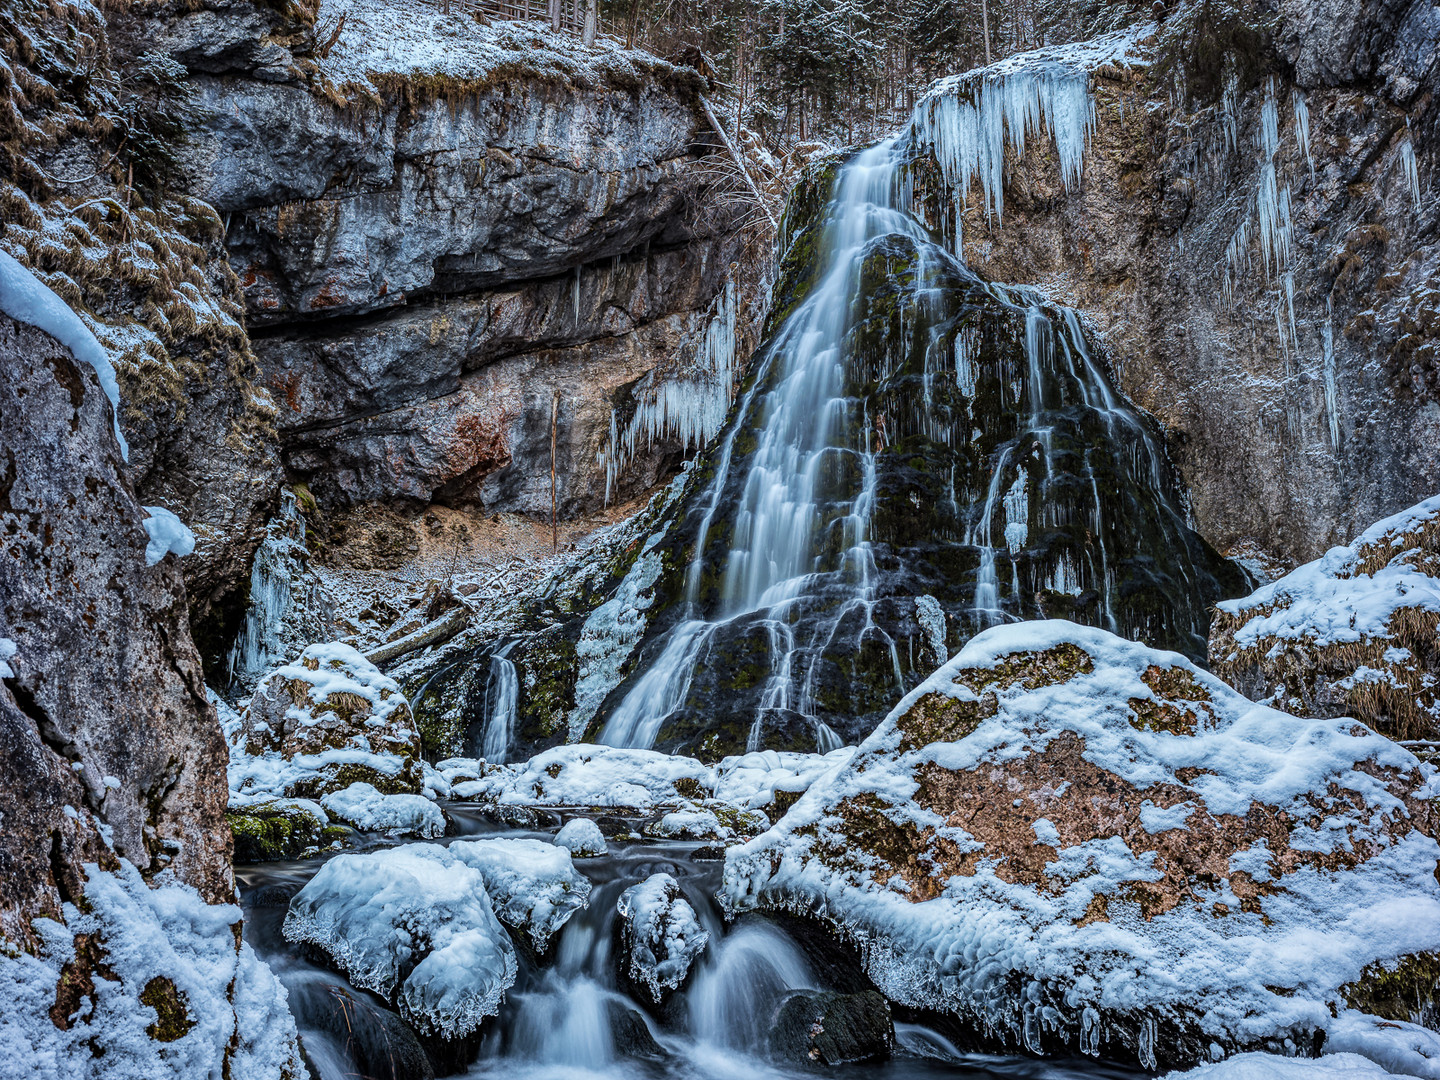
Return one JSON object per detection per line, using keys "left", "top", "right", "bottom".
{"left": 554, "top": 816, "right": 608, "bottom": 857}
{"left": 142, "top": 506, "right": 196, "bottom": 566}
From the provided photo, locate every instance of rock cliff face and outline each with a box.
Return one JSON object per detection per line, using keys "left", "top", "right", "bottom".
{"left": 0, "top": 313, "right": 232, "bottom": 922}
{"left": 947, "top": 0, "right": 1438, "bottom": 568}
{"left": 185, "top": 0, "right": 768, "bottom": 527}
{"left": 0, "top": 311, "right": 299, "bottom": 1076}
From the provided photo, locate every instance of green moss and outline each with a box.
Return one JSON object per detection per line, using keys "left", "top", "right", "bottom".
{"left": 283, "top": 759, "right": 423, "bottom": 800}
{"left": 227, "top": 805, "right": 324, "bottom": 862}
{"left": 1343, "top": 953, "right": 1440, "bottom": 1023}
{"left": 141, "top": 977, "right": 193, "bottom": 1042}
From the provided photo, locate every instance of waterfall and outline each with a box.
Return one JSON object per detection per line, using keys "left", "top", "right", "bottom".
{"left": 481, "top": 641, "right": 520, "bottom": 764}
{"left": 587, "top": 63, "right": 1242, "bottom": 756}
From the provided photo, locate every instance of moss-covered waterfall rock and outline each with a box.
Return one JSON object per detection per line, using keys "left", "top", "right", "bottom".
{"left": 1211, "top": 495, "right": 1440, "bottom": 741}
{"left": 721, "top": 620, "right": 1440, "bottom": 1071}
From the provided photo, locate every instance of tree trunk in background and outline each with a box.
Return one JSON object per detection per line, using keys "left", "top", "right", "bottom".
{"left": 583, "top": 0, "right": 597, "bottom": 43}
{"left": 549, "top": 0, "right": 561, "bottom": 33}
{"left": 981, "top": 0, "right": 992, "bottom": 63}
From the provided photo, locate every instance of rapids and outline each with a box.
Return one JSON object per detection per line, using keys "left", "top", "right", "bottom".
{"left": 239, "top": 813, "right": 1145, "bottom": 1080}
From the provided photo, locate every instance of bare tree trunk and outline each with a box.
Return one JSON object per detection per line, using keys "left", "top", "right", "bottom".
{"left": 699, "top": 94, "right": 776, "bottom": 228}
{"left": 549, "top": 0, "right": 561, "bottom": 33}
{"left": 550, "top": 392, "right": 559, "bottom": 554}
{"left": 981, "top": 0, "right": 992, "bottom": 63}
{"left": 583, "top": 0, "right": 597, "bottom": 43}
{"left": 625, "top": 0, "right": 641, "bottom": 47}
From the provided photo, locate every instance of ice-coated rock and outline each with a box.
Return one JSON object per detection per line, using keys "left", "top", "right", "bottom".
{"left": 284, "top": 845, "right": 517, "bottom": 1039}
{"left": 447, "top": 838, "right": 591, "bottom": 951}
{"left": 617, "top": 873, "right": 708, "bottom": 1004}
{"left": 554, "top": 817, "right": 608, "bottom": 857}
{"left": 1211, "top": 495, "right": 1440, "bottom": 741}
{"left": 722, "top": 620, "right": 1440, "bottom": 1069}
{"left": 455, "top": 744, "right": 714, "bottom": 810}
{"left": 319, "top": 783, "right": 444, "bottom": 838}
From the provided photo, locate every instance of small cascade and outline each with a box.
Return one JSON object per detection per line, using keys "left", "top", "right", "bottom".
{"left": 480, "top": 641, "right": 519, "bottom": 763}
{"left": 226, "top": 489, "right": 333, "bottom": 693}
{"left": 585, "top": 69, "right": 1242, "bottom": 756}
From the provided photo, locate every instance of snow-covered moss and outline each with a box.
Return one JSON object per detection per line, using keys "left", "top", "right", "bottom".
{"left": 0, "top": 860, "right": 302, "bottom": 1079}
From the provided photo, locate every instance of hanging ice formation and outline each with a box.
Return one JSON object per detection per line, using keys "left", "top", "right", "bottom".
{"left": 1400, "top": 122, "right": 1422, "bottom": 212}
{"left": 598, "top": 280, "right": 739, "bottom": 503}
{"left": 226, "top": 489, "right": 334, "bottom": 692}
{"left": 583, "top": 47, "right": 1241, "bottom": 757}
{"left": 1220, "top": 79, "right": 1302, "bottom": 362}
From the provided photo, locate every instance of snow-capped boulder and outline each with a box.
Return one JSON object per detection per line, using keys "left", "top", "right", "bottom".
{"left": 319, "top": 783, "right": 445, "bottom": 838}
{"left": 617, "top": 873, "right": 709, "bottom": 1004}
{"left": 240, "top": 642, "right": 419, "bottom": 761}
{"left": 554, "top": 817, "right": 608, "bottom": 857}
{"left": 721, "top": 621, "right": 1440, "bottom": 1070}
{"left": 283, "top": 845, "right": 517, "bottom": 1039}
{"left": 447, "top": 838, "right": 591, "bottom": 951}
{"left": 1211, "top": 495, "right": 1440, "bottom": 741}
{"left": 643, "top": 803, "right": 769, "bottom": 841}
{"left": 451, "top": 744, "right": 713, "bottom": 810}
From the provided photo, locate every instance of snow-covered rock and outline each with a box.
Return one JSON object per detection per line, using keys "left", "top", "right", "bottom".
{"left": 722, "top": 620, "right": 1440, "bottom": 1070}
{"left": 617, "top": 873, "right": 709, "bottom": 1005}
{"left": 0, "top": 860, "right": 301, "bottom": 1079}
{"left": 554, "top": 817, "right": 608, "bottom": 857}
{"left": 643, "top": 803, "right": 769, "bottom": 842}
{"left": 319, "top": 782, "right": 445, "bottom": 838}
{"left": 1161, "top": 1052, "right": 1406, "bottom": 1080}
{"left": 711, "top": 748, "right": 856, "bottom": 814}
{"left": 283, "top": 845, "right": 517, "bottom": 1039}
{"left": 239, "top": 642, "right": 418, "bottom": 760}
{"left": 448, "top": 837, "right": 591, "bottom": 951}
{"left": 1212, "top": 495, "right": 1440, "bottom": 741}
{"left": 453, "top": 744, "right": 713, "bottom": 809}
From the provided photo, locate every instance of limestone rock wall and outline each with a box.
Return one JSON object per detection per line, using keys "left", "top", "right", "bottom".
{"left": 949, "top": 1, "right": 1439, "bottom": 569}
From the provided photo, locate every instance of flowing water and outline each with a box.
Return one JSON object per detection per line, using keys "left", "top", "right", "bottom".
{"left": 582, "top": 129, "right": 1243, "bottom": 757}
{"left": 240, "top": 819, "right": 1143, "bottom": 1080}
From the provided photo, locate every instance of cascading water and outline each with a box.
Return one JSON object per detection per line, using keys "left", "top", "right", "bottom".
{"left": 588, "top": 93, "right": 1243, "bottom": 757}
{"left": 477, "top": 642, "right": 519, "bottom": 764}
{"left": 239, "top": 821, "right": 1138, "bottom": 1080}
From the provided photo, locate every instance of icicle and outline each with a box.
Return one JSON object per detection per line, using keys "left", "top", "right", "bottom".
{"left": 954, "top": 323, "right": 979, "bottom": 396}
{"left": 1002, "top": 471, "right": 1028, "bottom": 553}
{"left": 1400, "top": 122, "right": 1422, "bottom": 211}
{"left": 1080, "top": 1006, "right": 1101, "bottom": 1057}
{"left": 910, "top": 67, "right": 1096, "bottom": 227}
{"left": 1220, "top": 75, "right": 1240, "bottom": 155}
{"left": 1138, "top": 1016, "right": 1158, "bottom": 1070}
{"left": 1257, "top": 79, "right": 1279, "bottom": 160}
{"left": 1292, "top": 90, "right": 1314, "bottom": 179}
{"left": 1323, "top": 297, "right": 1340, "bottom": 449}
{"left": 598, "top": 280, "right": 738, "bottom": 503}
{"left": 572, "top": 264, "right": 581, "bottom": 324}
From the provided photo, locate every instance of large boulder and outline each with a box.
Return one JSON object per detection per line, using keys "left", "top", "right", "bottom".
{"left": 0, "top": 284, "right": 298, "bottom": 1072}
{"left": 240, "top": 641, "right": 419, "bottom": 760}
{"left": 1211, "top": 495, "right": 1440, "bottom": 742}
{"left": 617, "top": 873, "right": 709, "bottom": 1006}
{"left": 722, "top": 621, "right": 1440, "bottom": 1071}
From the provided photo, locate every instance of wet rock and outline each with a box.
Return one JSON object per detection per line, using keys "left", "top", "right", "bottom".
{"left": 286, "top": 979, "right": 436, "bottom": 1080}
{"left": 617, "top": 873, "right": 709, "bottom": 1005}
{"left": 228, "top": 800, "right": 337, "bottom": 861}
{"left": 608, "top": 1000, "right": 667, "bottom": 1061}
{"left": 0, "top": 309, "right": 301, "bottom": 1073}
{"left": 0, "top": 313, "right": 232, "bottom": 928}
{"left": 1211, "top": 495, "right": 1440, "bottom": 741}
{"left": 768, "top": 989, "right": 895, "bottom": 1066}
{"left": 722, "top": 621, "right": 1440, "bottom": 1070}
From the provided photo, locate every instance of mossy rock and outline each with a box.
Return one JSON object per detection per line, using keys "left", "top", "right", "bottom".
{"left": 228, "top": 805, "right": 326, "bottom": 862}
{"left": 141, "top": 976, "right": 194, "bottom": 1042}
{"left": 1343, "top": 953, "right": 1440, "bottom": 1027}
{"left": 283, "top": 759, "right": 424, "bottom": 800}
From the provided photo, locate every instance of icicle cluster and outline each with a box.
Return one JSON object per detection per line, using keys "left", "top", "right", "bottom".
{"left": 599, "top": 281, "right": 738, "bottom": 504}
{"left": 1400, "top": 123, "right": 1422, "bottom": 212}
{"left": 910, "top": 64, "right": 1095, "bottom": 231}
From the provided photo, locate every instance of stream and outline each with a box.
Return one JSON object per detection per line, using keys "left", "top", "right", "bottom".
{"left": 239, "top": 809, "right": 1146, "bottom": 1080}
